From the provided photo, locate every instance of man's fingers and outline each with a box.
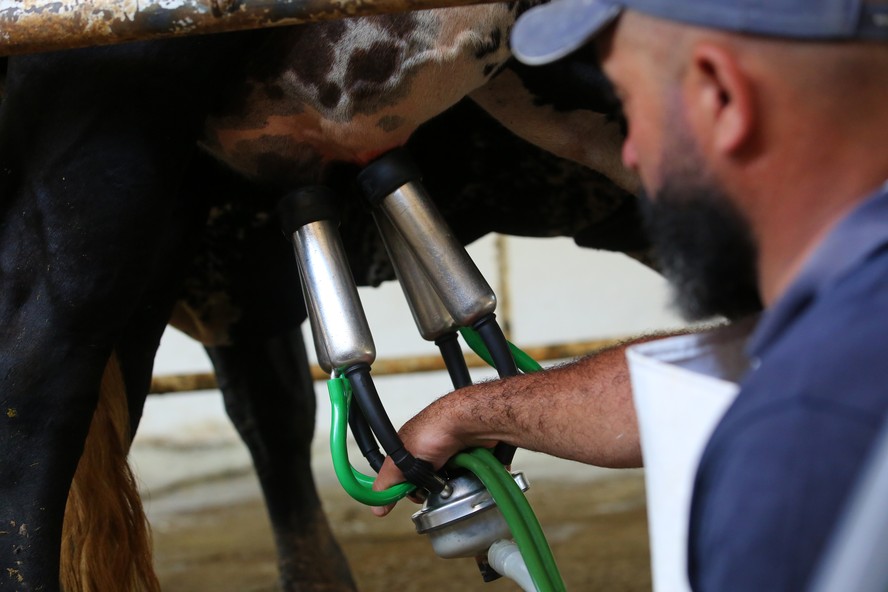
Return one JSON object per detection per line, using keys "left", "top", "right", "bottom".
{"left": 371, "top": 457, "right": 407, "bottom": 517}
{"left": 372, "top": 503, "right": 395, "bottom": 517}
{"left": 372, "top": 457, "right": 405, "bottom": 492}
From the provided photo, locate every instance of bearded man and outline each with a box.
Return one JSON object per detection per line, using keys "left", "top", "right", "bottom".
{"left": 372, "top": 1, "right": 888, "bottom": 589}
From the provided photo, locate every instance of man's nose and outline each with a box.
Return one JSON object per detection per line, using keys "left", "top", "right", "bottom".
{"left": 621, "top": 137, "right": 639, "bottom": 172}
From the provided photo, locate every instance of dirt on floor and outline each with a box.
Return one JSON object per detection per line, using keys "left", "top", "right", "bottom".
{"left": 151, "top": 473, "right": 652, "bottom": 592}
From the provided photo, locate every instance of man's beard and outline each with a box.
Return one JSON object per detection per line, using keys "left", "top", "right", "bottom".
{"left": 639, "top": 175, "right": 763, "bottom": 322}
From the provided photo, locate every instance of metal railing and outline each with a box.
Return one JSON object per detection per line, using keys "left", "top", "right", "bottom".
{"left": 148, "top": 336, "right": 625, "bottom": 394}
{"left": 0, "top": 0, "right": 505, "bottom": 56}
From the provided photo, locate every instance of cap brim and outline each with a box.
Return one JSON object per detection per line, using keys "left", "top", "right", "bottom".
{"left": 511, "top": 0, "right": 623, "bottom": 66}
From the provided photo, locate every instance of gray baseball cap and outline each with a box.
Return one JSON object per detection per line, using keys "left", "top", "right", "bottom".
{"left": 511, "top": 0, "right": 888, "bottom": 65}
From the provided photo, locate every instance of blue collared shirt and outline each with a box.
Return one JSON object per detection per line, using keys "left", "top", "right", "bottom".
{"left": 687, "top": 181, "right": 888, "bottom": 591}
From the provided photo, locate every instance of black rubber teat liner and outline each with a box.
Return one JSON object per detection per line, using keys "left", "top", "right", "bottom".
{"left": 356, "top": 147, "right": 422, "bottom": 206}
{"left": 277, "top": 186, "right": 341, "bottom": 235}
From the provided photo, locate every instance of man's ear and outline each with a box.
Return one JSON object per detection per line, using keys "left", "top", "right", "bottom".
{"left": 685, "top": 42, "right": 756, "bottom": 156}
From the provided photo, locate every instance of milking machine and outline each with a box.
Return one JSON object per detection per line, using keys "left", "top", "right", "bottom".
{"left": 277, "top": 149, "right": 566, "bottom": 591}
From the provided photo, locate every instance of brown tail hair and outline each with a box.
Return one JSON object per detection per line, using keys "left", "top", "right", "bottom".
{"left": 60, "top": 351, "right": 160, "bottom": 592}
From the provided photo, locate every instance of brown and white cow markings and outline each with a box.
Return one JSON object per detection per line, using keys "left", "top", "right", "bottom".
{"left": 201, "top": 6, "right": 528, "bottom": 186}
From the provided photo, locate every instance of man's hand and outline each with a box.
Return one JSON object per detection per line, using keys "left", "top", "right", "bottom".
{"left": 370, "top": 389, "right": 499, "bottom": 516}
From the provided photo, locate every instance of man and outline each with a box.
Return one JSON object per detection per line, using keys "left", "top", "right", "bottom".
{"left": 373, "top": 0, "right": 888, "bottom": 588}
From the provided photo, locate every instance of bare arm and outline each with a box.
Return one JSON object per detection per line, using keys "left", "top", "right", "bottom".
{"left": 370, "top": 335, "right": 668, "bottom": 515}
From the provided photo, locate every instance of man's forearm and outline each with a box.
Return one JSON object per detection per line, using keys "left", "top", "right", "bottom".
{"left": 443, "top": 340, "right": 644, "bottom": 468}
{"left": 371, "top": 332, "right": 679, "bottom": 512}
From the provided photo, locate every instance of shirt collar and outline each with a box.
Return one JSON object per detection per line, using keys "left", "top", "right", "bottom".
{"left": 748, "top": 181, "right": 888, "bottom": 357}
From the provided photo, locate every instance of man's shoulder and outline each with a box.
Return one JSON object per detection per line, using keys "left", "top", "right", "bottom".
{"left": 687, "top": 261, "right": 888, "bottom": 589}
{"left": 694, "top": 243, "right": 888, "bottom": 529}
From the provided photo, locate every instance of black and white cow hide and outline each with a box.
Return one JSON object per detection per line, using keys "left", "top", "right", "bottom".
{"left": 0, "top": 6, "right": 643, "bottom": 590}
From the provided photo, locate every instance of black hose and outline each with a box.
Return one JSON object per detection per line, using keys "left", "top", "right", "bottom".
{"left": 436, "top": 332, "right": 472, "bottom": 389}
{"left": 345, "top": 363, "right": 445, "bottom": 493}
{"left": 348, "top": 403, "right": 385, "bottom": 473}
{"left": 345, "top": 364, "right": 403, "bottom": 454}
{"left": 473, "top": 314, "right": 519, "bottom": 379}
{"left": 472, "top": 314, "right": 519, "bottom": 465}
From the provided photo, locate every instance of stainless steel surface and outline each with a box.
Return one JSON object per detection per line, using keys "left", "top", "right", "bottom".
{"left": 0, "top": 0, "right": 505, "bottom": 56}
{"left": 372, "top": 210, "right": 458, "bottom": 341}
{"left": 291, "top": 220, "right": 376, "bottom": 372}
{"left": 299, "top": 264, "right": 334, "bottom": 373}
{"left": 413, "top": 472, "right": 529, "bottom": 533}
{"left": 412, "top": 472, "right": 529, "bottom": 559}
{"left": 378, "top": 182, "right": 496, "bottom": 326}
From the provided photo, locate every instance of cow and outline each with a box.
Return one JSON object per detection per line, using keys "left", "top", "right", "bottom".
{"left": 0, "top": 4, "right": 640, "bottom": 590}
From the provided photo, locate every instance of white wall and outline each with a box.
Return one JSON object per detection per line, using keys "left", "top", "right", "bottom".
{"left": 133, "top": 234, "right": 690, "bottom": 497}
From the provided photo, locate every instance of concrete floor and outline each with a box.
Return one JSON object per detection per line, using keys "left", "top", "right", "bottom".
{"left": 143, "top": 453, "right": 651, "bottom": 591}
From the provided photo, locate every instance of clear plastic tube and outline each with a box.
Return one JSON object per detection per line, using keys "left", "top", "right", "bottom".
{"left": 488, "top": 540, "right": 536, "bottom": 592}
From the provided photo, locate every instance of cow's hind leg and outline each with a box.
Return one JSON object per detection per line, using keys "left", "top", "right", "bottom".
{"left": 61, "top": 171, "right": 211, "bottom": 592}
{"left": 0, "top": 35, "right": 253, "bottom": 591}
{"left": 208, "top": 328, "right": 357, "bottom": 591}
{"left": 201, "top": 207, "right": 356, "bottom": 590}
{"left": 169, "top": 150, "right": 357, "bottom": 591}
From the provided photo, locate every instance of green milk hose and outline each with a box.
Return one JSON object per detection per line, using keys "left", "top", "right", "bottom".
{"left": 452, "top": 448, "right": 566, "bottom": 591}
{"left": 326, "top": 330, "right": 565, "bottom": 590}
{"left": 328, "top": 376, "right": 415, "bottom": 506}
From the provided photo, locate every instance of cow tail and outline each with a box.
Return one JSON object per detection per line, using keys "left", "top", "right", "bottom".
{"left": 60, "top": 351, "right": 160, "bottom": 592}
